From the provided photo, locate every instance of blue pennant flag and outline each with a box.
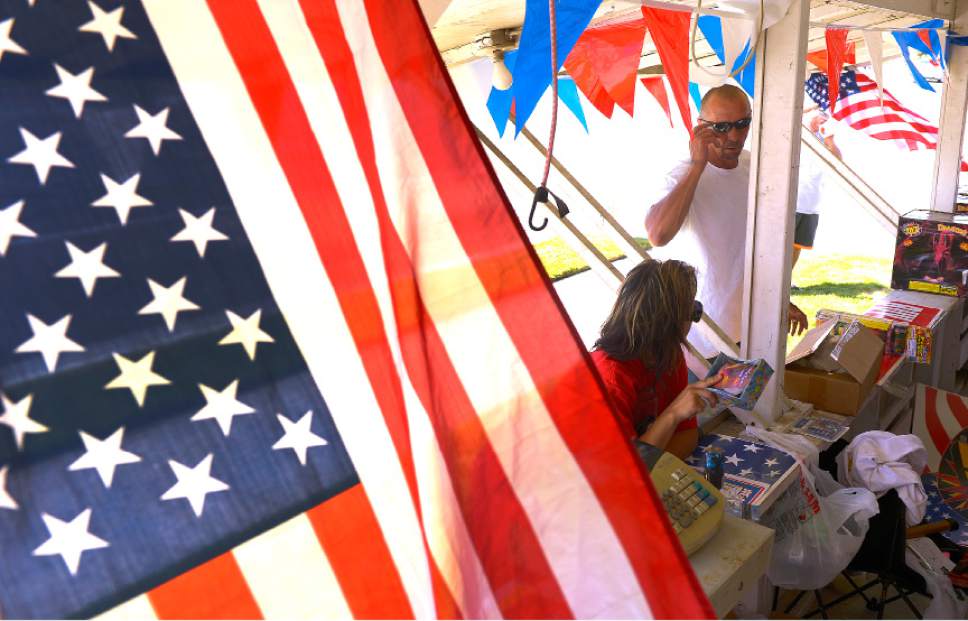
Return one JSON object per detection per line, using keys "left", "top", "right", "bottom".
{"left": 511, "top": 0, "right": 601, "bottom": 135}
{"left": 893, "top": 19, "right": 945, "bottom": 92}
{"left": 487, "top": 50, "right": 588, "bottom": 135}
{"left": 696, "top": 15, "right": 756, "bottom": 97}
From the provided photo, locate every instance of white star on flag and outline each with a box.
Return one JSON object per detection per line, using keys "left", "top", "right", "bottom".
{"left": 15, "top": 313, "right": 84, "bottom": 372}
{"left": 161, "top": 454, "right": 229, "bottom": 517}
{"left": 0, "top": 393, "right": 45, "bottom": 450}
{"left": 125, "top": 105, "right": 182, "bottom": 155}
{"left": 7, "top": 128, "right": 74, "bottom": 184}
{"left": 767, "top": 469, "right": 781, "bottom": 477}
{"left": 0, "top": 465, "right": 17, "bottom": 510}
{"left": 764, "top": 457, "right": 779, "bottom": 467}
{"left": 68, "top": 428, "right": 141, "bottom": 488}
{"left": 724, "top": 453, "right": 744, "bottom": 467}
{"left": 743, "top": 444, "right": 761, "bottom": 453}
{"left": 45, "top": 64, "right": 106, "bottom": 118}
{"left": 170, "top": 207, "right": 227, "bottom": 258}
{"left": 273, "top": 411, "right": 327, "bottom": 465}
{"left": 0, "top": 18, "right": 27, "bottom": 62}
{"left": 190, "top": 379, "right": 255, "bottom": 436}
{"left": 104, "top": 351, "right": 170, "bottom": 407}
{"left": 738, "top": 468, "right": 753, "bottom": 477}
{"left": 55, "top": 241, "right": 120, "bottom": 297}
{"left": 79, "top": 1, "right": 136, "bottom": 52}
{"left": 32, "top": 508, "right": 109, "bottom": 575}
{"left": 138, "top": 276, "right": 200, "bottom": 331}
{"left": 91, "top": 172, "right": 152, "bottom": 225}
{"left": 219, "top": 309, "right": 273, "bottom": 360}
{"left": 0, "top": 200, "right": 36, "bottom": 256}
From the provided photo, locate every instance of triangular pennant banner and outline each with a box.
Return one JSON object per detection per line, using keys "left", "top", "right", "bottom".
{"left": 642, "top": 6, "right": 693, "bottom": 132}
{"left": 825, "top": 28, "right": 850, "bottom": 114}
{"left": 893, "top": 19, "right": 944, "bottom": 92}
{"left": 862, "top": 31, "right": 885, "bottom": 104}
{"left": 695, "top": 16, "right": 756, "bottom": 97}
{"left": 512, "top": 0, "right": 601, "bottom": 134}
{"left": 641, "top": 76, "right": 673, "bottom": 127}
{"left": 558, "top": 77, "right": 589, "bottom": 131}
{"left": 486, "top": 50, "right": 518, "bottom": 136}
{"left": 563, "top": 15, "right": 646, "bottom": 117}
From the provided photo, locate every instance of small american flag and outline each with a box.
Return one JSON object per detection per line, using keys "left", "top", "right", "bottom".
{"left": 805, "top": 69, "right": 967, "bottom": 170}
{"left": 0, "top": 0, "right": 712, "bottom": 618}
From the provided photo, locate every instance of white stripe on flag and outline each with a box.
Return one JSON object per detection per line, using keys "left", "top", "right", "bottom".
{"left": 254, "top": 1, "right": 500, "bottom": 616}
{"left": 334, "top": 2, "right": 651, "bottom": 618}
{"left": 233, "top": 513, "right": 352, "bottom": 619}
{"left": 141, "top": 1, "right": 434, "bottom": 617}
{"left": 94, "top": 594, "right": 158, "bottom": 621}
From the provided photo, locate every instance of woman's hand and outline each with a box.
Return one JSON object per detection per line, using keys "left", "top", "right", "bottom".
{"left": 662, "top": 374, "right": 721, "bottom": 423}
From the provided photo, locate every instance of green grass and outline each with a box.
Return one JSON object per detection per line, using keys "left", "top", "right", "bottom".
{"left": 535, "top": 235, "right": 891, "bottom": 353}
{"left": 789, "top": 251, "right": 892, "bottom": 351}
{"left": 535, "top": 236, "right": 651, "bottom": 280}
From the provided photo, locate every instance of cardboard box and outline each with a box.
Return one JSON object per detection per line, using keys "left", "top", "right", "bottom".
{"left": 891, "top": 210, "right": 968, "bottom": 297}
{"left": 784, "top": 319, "right": 885, "bottom": 416}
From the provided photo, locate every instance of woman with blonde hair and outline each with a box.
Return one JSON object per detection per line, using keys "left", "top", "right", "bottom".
{"left": 592, "top": 259, "right": 721, "bottom": 459}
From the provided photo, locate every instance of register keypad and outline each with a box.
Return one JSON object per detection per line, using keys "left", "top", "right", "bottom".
{"left": 660, "top": 467, "right": 718, "bottom": 533}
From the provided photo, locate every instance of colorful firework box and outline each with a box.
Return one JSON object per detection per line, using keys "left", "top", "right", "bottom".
{"left": 891, "top": 210, "right": 968, "bottom": 298}
{"left": 704, "top": 354, "right": 774, "bottom": 411}
{"left": 687, "top": 434, "right": 799, "bottom": 521}
{"left": 815, "top": 308, "right": 932, "bottom": 364}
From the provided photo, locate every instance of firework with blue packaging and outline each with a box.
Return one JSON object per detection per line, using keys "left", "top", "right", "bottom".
{"left": 704, "top": 353, "right": 774, "bottom": 411}
{"left": 704, "top": 447, "right": 725, "bottom": 489}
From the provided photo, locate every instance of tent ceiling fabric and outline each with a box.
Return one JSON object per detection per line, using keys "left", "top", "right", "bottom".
{"left": 432, "top": 0, "right": 940, "bottom": 70}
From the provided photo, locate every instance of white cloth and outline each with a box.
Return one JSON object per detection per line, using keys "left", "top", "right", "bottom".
{"left": 836, "top": 431, "right": 928, "bottom": 526}
{"left": 795, "top": 154, "right": 824, "bottom": 216}
{"left": 648, "top": 152, "right": 750, "bottom": 357}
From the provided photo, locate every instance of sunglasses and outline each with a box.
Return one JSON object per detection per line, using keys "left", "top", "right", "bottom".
{"left": 691, "top": 300, "right": 704, "bottom": 323}
{"left": 699, "top": 117, "right": 752, "bottom": 134}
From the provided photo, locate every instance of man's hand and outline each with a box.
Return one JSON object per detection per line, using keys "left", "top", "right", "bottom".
{"left": 689, "top": 124, "right": 721, "bottom": 166}
{"left": 788, "top": 302, "right": 808, "bottom": 336}
{"left": 663, "top": 374, "right": 721, "bottom": 423}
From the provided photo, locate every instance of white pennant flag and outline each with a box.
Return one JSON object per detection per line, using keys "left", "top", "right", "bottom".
{"left": 863, "top": 30, "right": 885, "bottom": 104}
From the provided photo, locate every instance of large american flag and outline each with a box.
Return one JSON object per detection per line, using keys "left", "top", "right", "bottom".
{"left": 0, "top": 0, "right": 712, "bottom": 618}
{"left": 805, "top": 69, "right": 966, "bottom": 169}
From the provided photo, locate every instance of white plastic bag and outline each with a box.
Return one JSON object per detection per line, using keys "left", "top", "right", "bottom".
{"left": 746, "top": 427, "right": 880, "bottom": 590}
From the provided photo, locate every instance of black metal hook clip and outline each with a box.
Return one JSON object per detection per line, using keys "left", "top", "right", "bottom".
{"left": 528, "top": 186, "right": 569, "bottom": 232}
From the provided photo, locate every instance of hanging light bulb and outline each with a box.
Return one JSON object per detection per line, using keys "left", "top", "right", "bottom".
{"left": 491, "top": 50, "right": 513, "bottom": 90}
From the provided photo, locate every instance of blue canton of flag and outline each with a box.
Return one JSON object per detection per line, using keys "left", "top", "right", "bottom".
{"left": 687, "top": 434, "right": 797, "bottom": 520}
{"left": 0, "top": 1, "right": 357, "bottom": 617}
{"left": 804, "top": 71, "right": 861, "bottom": 111}
{"left": 922, "top": 473, "right": 968, "bottom": 547}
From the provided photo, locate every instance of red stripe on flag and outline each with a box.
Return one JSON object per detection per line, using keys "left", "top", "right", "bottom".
{"left": 147, "top": 552, "right": 262, "bottom": 620}
{"left": 945, "top": 392, "right": 968, "bottom": 428}
{"left": 306, "top": 486, "right": 413, "bottom": 619}
{"left": 361, "top": 0, "right": 713, "bottom": 618}
{"left": 204, "top": 0, "right": 459, "bottom": 614}
{"left": 924, "top": 386, "right": 953, "bottom": 456}
{"left": 297, "top": 1, "right": 572, "bottom": 617}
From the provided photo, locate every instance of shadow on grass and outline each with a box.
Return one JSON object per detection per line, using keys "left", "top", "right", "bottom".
{"left": 793, "top": 281, "right": 889, "bottom": 298}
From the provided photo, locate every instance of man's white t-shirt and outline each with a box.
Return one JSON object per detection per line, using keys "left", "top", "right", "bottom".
{"left": 647, "top": 152, "right": 750, "bottom": 358}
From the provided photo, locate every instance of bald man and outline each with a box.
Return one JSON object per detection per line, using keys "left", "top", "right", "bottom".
{"left": 646, "top": 85, "right": 807, "bottom": 359}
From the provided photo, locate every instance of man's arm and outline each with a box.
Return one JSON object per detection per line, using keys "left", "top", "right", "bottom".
{"left": 645, "top": 124, "right": 719, "bottom": 246}
{"left": 646, "top": 162, "right": 705, "bottom": 246}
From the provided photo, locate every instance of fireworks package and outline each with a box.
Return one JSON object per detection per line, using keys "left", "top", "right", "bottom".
{"left": 704, "top": 354, "right": 774, "bottom": 411}
{"left": 891, "top": 210, "right": 968, "bottom": 297}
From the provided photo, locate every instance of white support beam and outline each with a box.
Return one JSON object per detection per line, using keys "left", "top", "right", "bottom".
{"left": 930, "top": 0, "right": 968, "bottom": 213}
{"left": 859, "top": 0, "right": 954, "bottom": 20}
{"left": 741, "top": 0, "right": 810, "bottom": 424}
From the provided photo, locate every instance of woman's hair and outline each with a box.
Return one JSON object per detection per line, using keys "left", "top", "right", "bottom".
{"left": 594, "top": 259, "right": 697, "bottom": 376}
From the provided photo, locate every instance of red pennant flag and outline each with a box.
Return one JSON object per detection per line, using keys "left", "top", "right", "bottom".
{"left": 641, "top": 7, "right": 692, "bottom": 133}
{"left": 563, "top": 49, "right": 617, "bottom": 118}
{"left": 825, "top": 28, "right": 850, "bottom": 114}
{"left": 566, "top": 16, "right": 647, "bottom": 116}
{"left": 641, "top": 76, "right": 673, "bottom": 127}
{"left": 805, "top": 42, "right": 855, "bottom": 74}
{"left": 918, "top": 29, "right": 934, "bottom": 52}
